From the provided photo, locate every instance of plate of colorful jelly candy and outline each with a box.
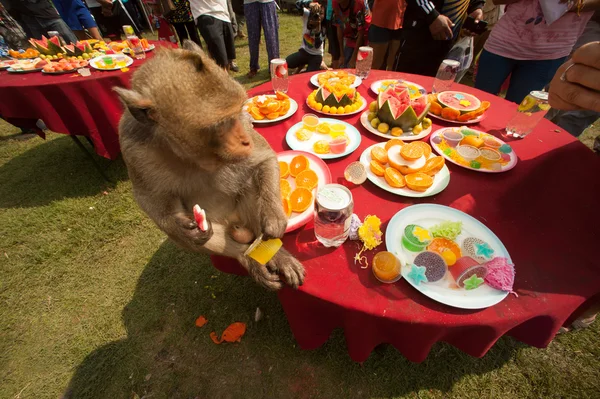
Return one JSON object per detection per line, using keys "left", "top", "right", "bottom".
{"left": 386, "top": 203, "right": 515, "bottom": 309}
{"left": 429, "top": 127, "right": 518, "bottom": 173}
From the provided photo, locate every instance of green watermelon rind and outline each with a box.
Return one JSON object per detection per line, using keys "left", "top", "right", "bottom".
{"left": 437, "top": 91, "right": 481, "bottom": 114}
{"left": 377, "top": 87, "right": 431, "bottom": 130}
{"left": 315, "top": 87, "right": 353, "bottom": 108}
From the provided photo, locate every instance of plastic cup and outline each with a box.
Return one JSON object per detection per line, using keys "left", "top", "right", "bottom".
{"left": 443, "top": 130, "right": 464, "bottom": 147}
{"left": 78, "top": 68, "right": 91, "bottom": 77}
{"left": 482, "top": 136, "right": 502, "bottom": 149}
{"left": 245, "top": 235, "right": 282, "bottom": 265}
{"left": 457, "top": 145, "right": 481, "bottom": 161}
{"left": 302, "top": 114, "right": 319, "bottom": 131}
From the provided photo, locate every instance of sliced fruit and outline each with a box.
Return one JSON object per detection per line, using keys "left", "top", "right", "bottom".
{"left": 370, "top": 146, "right": 389, "bottom": 164}
{"left": 279, "top": 161, "right": 289, "bottom": 178}
{"left": 276, "top": 91, "right": 289, "bottom": 100}
{"left": 266, "top": 101, "right": 280, "bottom": 113}
{"left": 460, "top": 135, "right": 484, "bottom": 148}
{"left": 282, "top": 197, "right": 292, "bottom": 217}
{"left": 441, "top": 107, "right": 461, "bottom": 121}
{"left": 280, "top": 179, "right": 292, "bottom": 199}
{"left": 384, "top": 167, "right": 406, "bottom": 188}
{"left": 289, "top": 155, "right": 309, "bottom": 177}
{"left": 478, "top": 101, "right": 491, "bottom": 112}
{"left": 289, "top": 187, "right": 313, "bottom": 212}
{"left": 295, "top": 128, "right": 313, "bottom": 141}
{"left": 369, "top": 160, "right": 386, "bottom": 176}
{"left": 457, "top": 111, "right": 479, "bottom": 122}
{"left": 249, "top": 107, "right": 264, "bottom": 120}
{"left": 313, "top": 140, "right": 330, "bottom": 154}
{"left": 405, "top": 173, "right": 433, "bottom": 192}
{"left": 385, "top": 138, "right": 405, "bottom": 151}
{"left": 421, "top": 156, "right": 445, "bottom": 176}
{"left": 266, "top": 112, "right": 279, "bottom": 120}
{"left": 295, "top": 169, "right": 319, "bottom": 190}
{"left": 377, "top": 85, "right": 430, "bottom": 130}
{"left": 391, "top": 127, "right": 403, "bottom": 137}
{"left": 429, "top": 100, "right": 443, "bottom": 116}
{"left": 400, "top": 142, "right": 424, "bottom": 161}
{"left": 412, "top": 141, "right": 432, "bottom": 158}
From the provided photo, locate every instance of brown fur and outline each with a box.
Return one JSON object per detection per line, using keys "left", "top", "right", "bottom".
{"left": 115, "top": 41, "right": 305, "bottom": 290}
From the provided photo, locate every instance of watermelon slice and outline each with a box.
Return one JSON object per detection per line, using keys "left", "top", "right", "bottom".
{"left": 74, "top": 43, "right": 86, "bottom": 56}
{"left": 47, "top": 36, "right": 64, "bottom": 54}
{"left": 437, "top": 91, "right": 481, "bottom": 114}
{"left": 315, "top": 86, "right": 353, "bottom": 108}
{"left": 29, "top": 37, "right": 53, "bottom": 55}
{"left": 63, "top": 44, "right": 77, "bottom": 57}
{"left": 377, "top": 85, "right": 431, "bottom": 131}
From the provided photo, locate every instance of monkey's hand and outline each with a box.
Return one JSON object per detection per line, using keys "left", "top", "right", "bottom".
{"left": 168, "top": 213, "right": 213, "bottom": 250}
{"left": 266, "top": 248, "right": 305, "bottom": 289}
{"left": 260, "top": 208, "right": 288, "bottom": 240}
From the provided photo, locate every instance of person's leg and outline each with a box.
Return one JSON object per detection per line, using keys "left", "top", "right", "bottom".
{"left": 235, "top": 13, "right": 246, "bottom": 38}
{"left": 474, "top": 49, "right": 516, "bottom": 97}
{"left": 223, "top": 20, "right": 238, "bottom": 71}
{"left": 244, "top": 2, "right": 261, "bottom": 73}
{"left": 343, "top": 45, "right": 354, "bottom": 68}
{"left": 184, "top": 21, "right": 202, "bottom": 47}
{"left": 227, "top": 0, "right": 238, "bottom": 37}
{"left": 286, "top": 49, "right": 308, "bottom": 71}
{"left": 260, "top": 1, "right": 279, "bottom": 64}
{"left": 369, "top": 25, "right": 389, "bottom": 70}
{"left": 395, "top": 28, "right": 452, "bottom": 76}
{"left": 505, "top": 57, "right": 567, "bottom": 104}
{"left": 326, "top": 19, "right": 340, "bottom": 67}
{"left": 197, "top": 16, "right": 228, "bottom": 68}
{"left": 547, "top": 109, "right": 600, "bottom": 137}
{"left": 173, "top": 22, "right": 189, "bottom": 46}
{"left": 124, "top": 1, "right": 144, "bottom": 35}
{"left": 306, "top": 53, "right": 323, "bottom": 72}
{"left": 386, "top": 28, "right": 402, "bottom": 70}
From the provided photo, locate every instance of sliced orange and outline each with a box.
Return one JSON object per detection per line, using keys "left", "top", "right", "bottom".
{"left": 279, "top": 161, "right": 289, "bottom": 178}
{"left": 276, "top": 91, "right": 289, "bottom": 100}
{"left": 384, "top": 167, "right": 406, "bottom": 188}
{"left": 385, "top": 138, "right": 405, "bottom": 151}
{"left": 289, "top": 155, "right": 309, "bottom": 177}
{"left": 282, "top": 197, "right": 292, "bottom": 217}
{"left": 429, "top": 100, "right": 443, "bottom": 116}
{"left": 370, "top": 160, "right": 386, "bottom": 176}
{"left": 295, "top": 169, "right": 319, "bottom": 190}
{"left": 412, "top": 141, "right": 432, "bottom": 159}
{"left": 280, "top": 178, "right": 292, "bottom": 199}
{"left": 427, "top": 238, "right": 461, "bottom": 264}
{"left": 478, "top": 100, "right": 491, "bottom": 112}
{"left": 405, "top": 172, "right": 433, "bottom": 192}
{"left": 289, "top": 187, "right": 313, "bottom": 212}
{"left": 400, "top": 142, "right": 424, "bottom": 161}
{"left": 441, "top": 107, "right": 461, "bottom": 121}
{"left": 370, "top": 146, "right": 388, "bottom": 164}
{"left": 249, "top": 106, "right": 265, "bottom": 120}
{"left": 266, "top": 101, "right": 280, "bottom": 113}
{"left": 266, "top": 112, "right": 279, "bottom": 120}
{"left": 421, "top": 156, "right": 445, "bottom": 176}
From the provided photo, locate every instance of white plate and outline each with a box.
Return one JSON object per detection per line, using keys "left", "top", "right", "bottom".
{"left": 306, "top": 97, "right": 367, "bottom": 116}
{"left": 278, "top": 151, "right": 332, "bottom": 233}
{"left": 310, "top": 71, "right": 362, "bottom": 88}
{"left": 243, "top": 95, "right": 298, "bottom": 124}
{"left": 429, "top": 128, "right": 518, "bottom": 173}
{"left": 359, "top": 143, "right": 450, "bottom": 198}
{"left": 386, "top": 204, "right": 511, "bottom": 309}
{"left": 7, "top": 67, "right": 43, "bottom": 73}
{"left": 370, "top": 79, "right": 427, "bottom": 98}
{"left": 89, "top": 54, "right": 133, "bottom": 71}
{"left": 359, "top": 111, "right": 432, "bottom": 141}
{"left": 427, "top": 111, "right": 485, "bottom": 125}
{"left": 285, "top": 118, "right": 361, "bottom": 159}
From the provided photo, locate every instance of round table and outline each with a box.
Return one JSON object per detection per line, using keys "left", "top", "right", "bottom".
{"left": 0, "top": 41, "right": 173, "bottom": 160}
{"left": 211, "top": 70, "right": 600, "bottom": 362}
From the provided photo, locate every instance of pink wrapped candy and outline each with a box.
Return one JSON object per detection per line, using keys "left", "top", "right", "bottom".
{"left": 484, "top": 257, "right": 516, "bottom": 296}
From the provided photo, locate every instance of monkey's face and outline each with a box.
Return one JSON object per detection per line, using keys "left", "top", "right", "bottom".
{"left": 207, "top": 117, "right": 254, "bottom": 162}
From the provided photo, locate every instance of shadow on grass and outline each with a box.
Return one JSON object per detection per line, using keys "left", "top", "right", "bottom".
{"left": 0, "top": 135, "right": 128, "bottom": 209}
{"left": 63, "top": 240, "right": 520, "bottom": 399}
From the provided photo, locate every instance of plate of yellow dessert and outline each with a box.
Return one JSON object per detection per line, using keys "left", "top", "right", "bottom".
{"left": 286, "top": 116, "right": 361, "bottom": 159}
{"left": 310, "top": 70, "right": 362, "bottom": 88}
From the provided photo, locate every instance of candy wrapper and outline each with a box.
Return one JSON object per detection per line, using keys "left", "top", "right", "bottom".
{"left": 348, "top": 214, "right": 362, "bottom": 240}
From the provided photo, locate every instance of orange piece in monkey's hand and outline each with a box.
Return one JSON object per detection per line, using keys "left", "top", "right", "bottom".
{"left": 279, "top": 161, "right": 289, "bottom": 178}
{"left": 210, "top": 322, "right": 247, "bottom": 344}
{"left": 289, "top": 187, "right": 313, "bottom": 213}
{"left": 289, "top": 155, "right": 309, "bottom": 177}
{"left": 295, "top": 169, "right": 319, "bottom": 190}
{"left": 195, "top": 315, "right": 208, "bottom": 328}
{"left": 280, "top": 178, "right": 292, "bottom": 199}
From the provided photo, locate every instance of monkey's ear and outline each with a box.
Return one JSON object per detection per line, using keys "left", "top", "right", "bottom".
{"left": 114, "top": 87, "right": 156, "bottom": 124}
{"left": 182, "top": 39, "right": 203, "bottom": 54}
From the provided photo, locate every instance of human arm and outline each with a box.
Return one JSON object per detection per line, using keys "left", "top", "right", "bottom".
{"left": 349, "top": 30, "right": 364, "bottom": 67}
{"left": 405, "top": 0, "right": 455, "bottom": 40}
{"left": 564, "top": 0, "right": 600, "bottom": 12}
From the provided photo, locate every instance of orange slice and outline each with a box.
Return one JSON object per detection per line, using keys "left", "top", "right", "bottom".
{"left": 429, "top": 100, "right": 443, "bottom": 116}
{"left": 266, "top": 101, "right": 280, "bottom": 113}
{"left": 412, "top": 141, "right": 432, "bottom": 159}
{"left": 405, "top": 173, "right": 433, "bottom": 192}
{"left": 280, "top": 178, "right": 292, "bottom": 199}
{"left": 266, "top": 112, "right": 279, "bottom": 120}
{"left": 289, "top": 155, "right": 309, "bottom": 177}
{"left": 385, "top": 138, "right": 405, "bottom": 151}
{"left": 384, "top": 167, "right": 406, "bottom": 188}
{"left": 421, "top": 156, "right": 445, "bottom": 176}
{"left": 295, "top": 169, "right": 319, "bottom": 190}
{"left": 279, "top": 161, "right": 289, "bottom": 178}
{"left": 400, "top": 142, "right": 424, "bottom": 161}
{"left": 458, "top": 111, "right": 479, "bottom": 122}
{"left": 276, "top": 91, "right": 289, "bottom": 100}
{"left": 249, "top": 107, "right": 264, "bottom": 120}
{"left": 289, "top": 187, "right": 313, "bottom": 212}
{"left": 478, "top": 100, "right": 491, "bottom": 112}
{"left": 282, "top": 197, "right": 292, "bottom": 217}
{"left": 427, "top": 238, "right": 461, "bottom": 266}
{"left": 370, "top": 146, "right": 388, "bottom": 164}
{"left": 441, "top": 107, "right": 461, "bottom": 121}
{"left": 370, "top": 160, "right": 386, "bottom": 176}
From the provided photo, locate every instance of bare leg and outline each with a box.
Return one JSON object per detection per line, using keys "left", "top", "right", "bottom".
{"left": 371, "top": 42, "right": 388, "bottom": 71}
{"left": 386, "top": 40, "right": 401, "bottom": 71}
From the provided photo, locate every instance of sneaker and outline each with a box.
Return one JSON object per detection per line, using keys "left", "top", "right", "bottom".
{"left": 229, "top": 61, "right": 239, "bottom": 72}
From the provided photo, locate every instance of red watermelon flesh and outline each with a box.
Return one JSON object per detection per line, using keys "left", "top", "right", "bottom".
{"left": 378, "top": 86, "right": 410, "bottom": 119}
{"left": 49, "top": 36, "right": 60, "bottom": 46}
{"left": 377, "top": 85, "right": 430, "bottom": 130}
{"left": 411, "top": 96, "right": 428, "bottom": 117}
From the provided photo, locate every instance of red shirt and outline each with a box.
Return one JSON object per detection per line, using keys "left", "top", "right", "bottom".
{"left": 371, "top": 0, "right": 406, "bottom": 30}
{"left": 332, "top": 0, "right": 372, "bottom": 47}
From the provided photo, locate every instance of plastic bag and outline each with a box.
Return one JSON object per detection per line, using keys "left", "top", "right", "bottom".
{"left": 446, "top": 36, "right": 474, "bottom": 83}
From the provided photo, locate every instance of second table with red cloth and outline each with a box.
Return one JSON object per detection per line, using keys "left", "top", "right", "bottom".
{"left": 0, "top": 41, "right": 174, "bottom": 160}
{"left": 212, "top": 70, "right": 600, "bottom": 362}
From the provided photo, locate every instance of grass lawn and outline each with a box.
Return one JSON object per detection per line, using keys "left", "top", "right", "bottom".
{"left": 1, "top": 12, "right": 599, "bottom": 399}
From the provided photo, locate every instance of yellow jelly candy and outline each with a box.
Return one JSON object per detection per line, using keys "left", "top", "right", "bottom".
{"left": 313, "top": 140, "right": 330, "bottom": 154}
{"left": 441, "top": 249, "right": 457, "bottom": 266}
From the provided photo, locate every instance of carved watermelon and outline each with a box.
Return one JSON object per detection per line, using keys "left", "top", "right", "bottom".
{"left": 29, "top": 36, "right": 53, "bottom": 55}
{"left": 377, "top": 86, "right": 430, "bottom": 130}
{"left": 74, "top": 43, "right": 86, "bottom": 56}
{"left": 47, "top": 36, "right": 64, "bottom": 54}
{"left": 63, "top": 44, "right": 77, "bottom": 56}
{"left": 437, "top": 91, "right": 481, "bottom": 114}
{"left": 315, "top": 87, "right": 354, "bottom": 107}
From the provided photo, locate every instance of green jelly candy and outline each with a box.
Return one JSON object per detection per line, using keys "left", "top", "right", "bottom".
{"left": 461, "top": 129, "right": 479, "bottom": 136}
{"left": 470, "top": 160, "right": 481, "bottom": 169}
{"left": 499, "top": 144, "right": 512, "bottom": 153}
{"left": 443, "top": 148, "right": 453, "bottom": 156}
{"left": 402, "top": 224, "right": 431, "bottom": 252}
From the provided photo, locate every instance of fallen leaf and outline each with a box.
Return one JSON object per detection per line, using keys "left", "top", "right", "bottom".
{"left": 210, "top": 331, "right": 221, "bottom": 344}
{"left": 195, "top": 315, "right": 208, "bottom": 328}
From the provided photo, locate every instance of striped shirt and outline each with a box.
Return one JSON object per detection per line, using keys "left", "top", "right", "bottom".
{"left": 484, "top": 0, "right": 592, "bottom": 60}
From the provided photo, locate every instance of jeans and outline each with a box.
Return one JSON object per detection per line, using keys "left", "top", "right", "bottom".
{"left": 340, "top": 46, "right": 354, "bottom": 68}
{"left": 475, "top": 49, "right": 566, "bottom": 104}
{"left": 286, "top": 48, "right": 323, "bottom": 72}
{"left": 19, "top": 15, "right": 78, "bottom": 44}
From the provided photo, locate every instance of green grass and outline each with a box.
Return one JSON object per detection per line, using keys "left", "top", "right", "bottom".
{"left": 1, "top": 12, "right": 600, "bottom": 399}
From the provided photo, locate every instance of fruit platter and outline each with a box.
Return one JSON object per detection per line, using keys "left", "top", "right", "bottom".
{"left": 89, "top": 54, "right": 133, "bottom": 70}
{"left": 42, "top": 58, "right": 89, "bottom": 74}
{"left": 244, "top": 91, "right": 298, "bottom": 123}
{"left": 386, "top": 204, "right": 514, "bottom": 309}
{"left": 359, "top": 139, "right": 450, "bottom": 198}
{"left": 361, "top": 83, "right": 432, "bottom": 140}
{"left": 285, "top": 116, "right": 361, "bottom": 159}
{"left": 430, "top": 127, "right": 517, "bottom": 173}
{"left": 29, "top": 36, "right": 101, "bottom": 62}
{"left": 370, "top": 79, "right": 426, "bottom": 99}
{"left": 0, "top": 59, "right": 18, "bottom": 70}
{"left": 8, "top": 48, "right": 40, "bottom": 59}
{"left": 93, "top": 38, "right": 155, "bottom": 54}
{"left": 6, "top": 58, "right": 48, "bottom": 73}
{"left": 307, "top": 82, "right": 366, "bottom": 116}
{"left": 428, "top": 91, "right": 490, "bottom": 124}
{"left": 278, "top": 151, "right": 332, "bottom": 232}
{"left": 310, "top": 70, "right": 362, "bottom": 88}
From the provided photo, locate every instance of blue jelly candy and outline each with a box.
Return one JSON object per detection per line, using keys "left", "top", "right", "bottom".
{"left": 470, "top": 160, "right": 481, "bottom": 169}
{"left": 499, "top": 144, "right": 512, "bottom": 153}
{"left": 408, "top": 264, "right": 428, "bottom": 285}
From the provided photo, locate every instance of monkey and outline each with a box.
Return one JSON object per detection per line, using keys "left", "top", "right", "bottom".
{"left": 114, "top": 41, "right": 305, "bottom": 291}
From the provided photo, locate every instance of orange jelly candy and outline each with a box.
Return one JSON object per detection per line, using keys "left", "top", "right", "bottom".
{"left": 372, "top": 251, "right": 401, "bottom": 282}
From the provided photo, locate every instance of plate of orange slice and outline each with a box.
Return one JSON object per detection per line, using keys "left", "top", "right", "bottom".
{"left": 245, "top": 91, "right": 298, "bottom": 124}
{"left": 278, "top": 151, "right": 332, "bottom": 232}
{"left": 359, "top": 139, "right": 450, "bottom": 198}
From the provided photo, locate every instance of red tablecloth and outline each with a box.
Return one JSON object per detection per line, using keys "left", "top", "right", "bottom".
{"left": 211, "top": 70, "right": 600, "bottom": 362}
{"left": 0, "top": 41, "right": 174, "bottom": 160}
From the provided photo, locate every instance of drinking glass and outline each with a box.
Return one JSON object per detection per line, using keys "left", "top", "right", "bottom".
{"left": 432, "top": 59, "right": 460, "bottom": 93}
{"left": 505, "top": 91, "right": 549, "bottom": 138}
{"left": 355, "top": 46, "right": 373, "bottom": 79}
{"left": 270, "top": 58, "right": 289, "bottom": 93}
